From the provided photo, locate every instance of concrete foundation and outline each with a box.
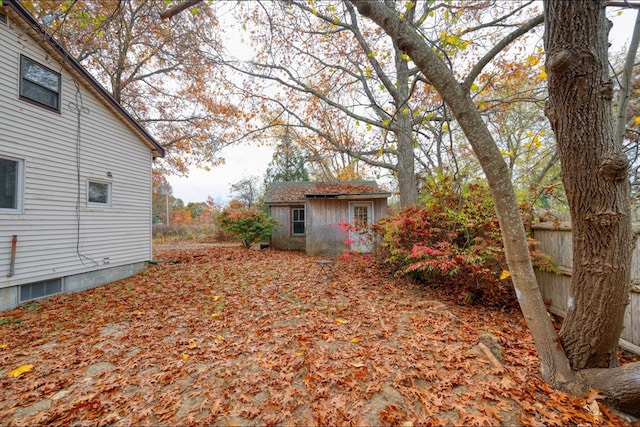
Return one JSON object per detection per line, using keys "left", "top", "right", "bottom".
{"left": 0, "top": 262, "right": 148, "bottom": 312}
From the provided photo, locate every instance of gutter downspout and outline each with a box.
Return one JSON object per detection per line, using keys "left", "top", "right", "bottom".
{"left": 7, "top": 235, "right": 17, "bottom": 277}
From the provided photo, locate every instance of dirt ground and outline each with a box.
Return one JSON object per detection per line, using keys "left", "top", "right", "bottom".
{"left": 0, "top": 246, "right": 635, "bottom": 426}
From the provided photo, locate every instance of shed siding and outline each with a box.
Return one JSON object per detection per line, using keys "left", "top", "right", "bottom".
{"left": 269, "top": 205, "right": 305, "bottom": 251}
{"left": 0, "top": 15, "right": 153, "bottom": 289}
{"left": 306, "top": 199, "right": 350, "bottom": 257}
{"left": 306, "top": 198, "right": 388, "bottom": 257}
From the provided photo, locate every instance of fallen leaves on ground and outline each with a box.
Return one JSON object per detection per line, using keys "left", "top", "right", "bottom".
{"left": 0, "top": 246, "right": 632, "bottom": 426}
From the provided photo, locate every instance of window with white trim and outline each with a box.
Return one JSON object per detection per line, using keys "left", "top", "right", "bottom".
{"left": 0, "top": 156, "right": 24, "bottom": 213}
{"left": 88, "top": 180, "right": 111, "bottom": 206}
{"left": 20, "top": 55, "right": 61, "bottom": 111}
{"left": 291, "top": 207, "right": 305, "bottom": 235}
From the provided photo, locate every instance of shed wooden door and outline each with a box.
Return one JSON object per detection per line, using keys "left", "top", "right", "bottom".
{"left": 349, "top": 202, "right": 373, "bottom": 252}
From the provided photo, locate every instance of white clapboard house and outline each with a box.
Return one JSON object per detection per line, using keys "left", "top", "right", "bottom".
{"left": 0, "top": 0, "right": 165, "bottom": 310}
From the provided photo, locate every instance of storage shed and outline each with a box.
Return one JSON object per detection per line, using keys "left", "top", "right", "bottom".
{"left": 265, "top": 181, "right": 390, "bottom": 257}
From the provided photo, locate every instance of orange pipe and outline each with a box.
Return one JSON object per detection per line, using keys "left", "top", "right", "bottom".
{"left": 7, "top": 235, "right": 17, "bottom": 277}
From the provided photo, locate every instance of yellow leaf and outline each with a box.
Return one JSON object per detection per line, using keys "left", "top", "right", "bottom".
{"left": 295, "top": 350, "right": 305, "bottom": 357}
{"left": 526, "top": 55, "right": 539, "bottom": 66}
{"left": 188, "top": 342, "right": 197, "bottom": 349}
{"left": 211, "top": 312, "right": 224, "bottom": 319}
{"left": 181, "top": 354, "right": 189, "bottom": 360}
{"left": 335, "top": 318, "right": 346, "bottom": 324}
{"left": 0, "top": 343, "right": 8, "bottom": 350}
{"left": 470, "top": 83, "right": 479, "bottom": 92}
{"left": 216, "top": 335, "right": 225, "bottom": 341}
{"left": 211, "top": 295, "right": 223, "bottom": 301}
{"left": 350, "top": 337, "right": 361, "bottom": 343}
{"left": 634, "top": 116, "right": 640, "bottom": 125}
{"left": 500, "top": 270, "right": 511, "bottom": 280}
{"left": 8, "top": 364, "right": 33, "bottom": 378}
{"left": 533, "top": 135, "right": 541, "bottom": 148}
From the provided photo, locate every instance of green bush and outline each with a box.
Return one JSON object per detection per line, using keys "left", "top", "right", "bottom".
{"left": 216, "top": 208, "right": 276, "bottom": 248}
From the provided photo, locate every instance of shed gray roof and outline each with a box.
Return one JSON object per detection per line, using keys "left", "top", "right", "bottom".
{"left": 265, "top": 181, "right": 391, "bottom": 204}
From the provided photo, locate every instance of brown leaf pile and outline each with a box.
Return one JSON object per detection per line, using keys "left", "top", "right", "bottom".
{"left": 0, "top": 246, "right": 632, "bottom": 426}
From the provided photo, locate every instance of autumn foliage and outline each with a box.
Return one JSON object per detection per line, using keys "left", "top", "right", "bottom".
{"left": 0, "top": 246, "right": 629, "bottom": 426}
{"left": 375, "top": 177, "right": 550, "bottom": 306}
{"left": 216, "top": 208, "right": 276, "bottom": 248}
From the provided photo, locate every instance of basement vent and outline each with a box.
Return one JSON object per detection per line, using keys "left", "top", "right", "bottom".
{"left": 20, "top": 278, "right": 62, "bottom": 303}
{"left": 0, "top": 12, "right": 6, "bottom": 25}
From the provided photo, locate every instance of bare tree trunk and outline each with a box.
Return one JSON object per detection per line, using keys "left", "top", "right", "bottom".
{"left": 544, "top": 0, "right": 633, "bottom": 370}
{"left": 351, "top": 0, "right": 576, "bottom": 389}
{"left": 394, "top": 39, "right": 418, "bottom": 207}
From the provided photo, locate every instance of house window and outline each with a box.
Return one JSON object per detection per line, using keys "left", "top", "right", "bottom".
{"left": 20, "top": 55, "right": 61, "bottom": 111}
{"left": 0, "top": 156, "right": 24, "bottom": 212}
{"left": 88, "top": 180, "right": 111, "bottom": 205}
{"left": 20, "top": 279, "right": 62, "bottom": 303}
{"left": 292, "top": 207, "right": 305, "bottom": 235}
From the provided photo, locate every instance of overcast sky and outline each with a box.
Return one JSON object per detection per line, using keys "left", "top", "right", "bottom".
{"left": 168, "top": 7, "right": 639, "bottom": 205}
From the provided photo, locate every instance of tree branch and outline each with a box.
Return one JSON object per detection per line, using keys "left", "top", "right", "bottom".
{"left": 159, "top": 0, "right": 202, "bottom": 20}
{"left": 463, "top": 14, "right": 544, "bottom": 90}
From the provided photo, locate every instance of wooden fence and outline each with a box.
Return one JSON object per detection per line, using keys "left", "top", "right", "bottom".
{"left": 531, "top": 222, "right": 640, "bottom": 355}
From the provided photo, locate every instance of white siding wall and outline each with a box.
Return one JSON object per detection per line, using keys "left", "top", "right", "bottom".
{"left": 0, "top": 14, "right": 153, "bottom": 289}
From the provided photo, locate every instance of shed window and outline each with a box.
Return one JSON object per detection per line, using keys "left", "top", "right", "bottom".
{"left": 88, "top": 180, "right": 111, "bottom": 205}
{"left": 0, "top": 156, "right": 24, "bottom": 212}
{"left": 20, "top": 55, "right": 61, "bottom": 111}
{"left": 292, "top": 207, "right": 305, "bottom": 235}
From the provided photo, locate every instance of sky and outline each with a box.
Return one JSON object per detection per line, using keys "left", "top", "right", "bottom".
{"left": 168, "top": 6, "right": 639, "bottom": 205}
{"left": 168, "top": 142, "right": 274, "bottom": 205}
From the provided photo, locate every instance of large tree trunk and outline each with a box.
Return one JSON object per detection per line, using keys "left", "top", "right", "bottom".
{"left": 352, "top": 0, "right": 640, "bottom": 417}
{"left": 350, "top": 0, "right": 575, "bottom": 388}
{"left": 394, "top": 40, "right": 418, "bottom": 207}
{"left": 543, "top": 0, "right": 633, "bottom": 370}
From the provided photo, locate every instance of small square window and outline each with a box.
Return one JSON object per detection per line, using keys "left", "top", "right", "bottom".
{"left": 20, "top": 55, "right": 61, "bottom": 111}
{"left": 0, "top": 156, "right": 24, "bottom": 213}
{"left": 88, "top": 180, "right": 111, "bottom": 205}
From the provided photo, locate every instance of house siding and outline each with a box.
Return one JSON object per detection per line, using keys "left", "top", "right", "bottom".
{"left": 0, "top": 12, "right": 153, "bottom": 308}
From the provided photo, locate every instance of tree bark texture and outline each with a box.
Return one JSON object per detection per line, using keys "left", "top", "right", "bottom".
{"left": 393, "top": 38, "right": 418, "bottom": 207}
{"left": 544, "top": 0, "right": 633, "bottom": 370}
{"left": 351, "top": 0, "right": 575, "bottom": 388}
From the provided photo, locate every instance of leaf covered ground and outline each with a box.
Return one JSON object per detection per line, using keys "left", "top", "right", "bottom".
{"left": 0, "top": 246, "right": 634, "bottom": 426}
